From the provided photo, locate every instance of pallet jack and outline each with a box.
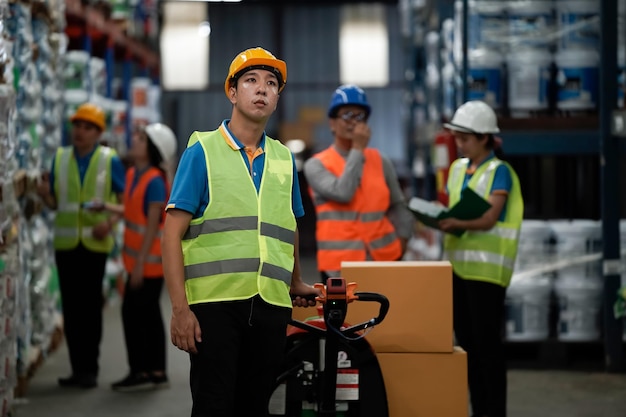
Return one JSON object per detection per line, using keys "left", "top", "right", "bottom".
{"left": 269, "top": 277, "right": 390, "bottom": 417}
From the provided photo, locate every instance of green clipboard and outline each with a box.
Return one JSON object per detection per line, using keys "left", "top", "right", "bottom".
{"left": 408, "top": 188, "right": 492, "bottom": 236}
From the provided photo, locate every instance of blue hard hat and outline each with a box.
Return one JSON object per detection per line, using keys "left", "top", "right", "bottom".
{"left": 327, "top": 85, "right": 371, "bottom": 118}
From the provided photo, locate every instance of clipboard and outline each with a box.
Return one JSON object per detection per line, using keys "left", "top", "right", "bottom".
{"left": 408, "top": 188, "right": 492, "bottom": 236}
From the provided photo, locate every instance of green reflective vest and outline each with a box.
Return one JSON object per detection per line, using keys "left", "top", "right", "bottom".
{"left": 443, "top": 157, "right": 524, "bottom": 287}
{"left": 182, "top": 130, "right": 296, "bottom": 308}
{"left": 53, "top": 146, "right": 117, "bottom": 253}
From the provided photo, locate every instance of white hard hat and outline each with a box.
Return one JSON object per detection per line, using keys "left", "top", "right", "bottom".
{"left": 145, "top": 123, "right": 177, "bottom": 163}
{"left": 443, "top": 100, "right": 500, "bottom": 134}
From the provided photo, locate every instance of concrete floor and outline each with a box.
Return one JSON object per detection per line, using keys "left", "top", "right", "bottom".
{"left": 12, "top": 255, "right": 626, "bottom": 417}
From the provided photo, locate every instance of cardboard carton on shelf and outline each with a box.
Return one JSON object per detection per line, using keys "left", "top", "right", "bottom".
{"left": 298, "top": 106, "right": 326, "bottom": 124}
{"left": 279, "top": 121, "right": 317, "bottom": 148}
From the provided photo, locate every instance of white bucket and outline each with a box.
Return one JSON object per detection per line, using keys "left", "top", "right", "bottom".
{"left": 555, "top": 0, "right": 600, "bottom": 51}
{"left": 555, "top": 49, "right": 599, "bottom": 110}
{"left": 620, "top": 219, "right": 626, "bottom": 249}
{"left": 550, "top": 219, "right": 582, "bottom": 255}
{"left": 571, "top": 219, "right": 602, "bottom": 252}
{"left": 554, "top": 275, "right": 602, "bottom": 342}
{"left": 517, "top": 219, "right": 554, "bottom": 268}
{"left": 507, "top": 0, "right": 555, "bottom": 49}
{"left": 505, "top": 274, "right": 553, "bottom": 342}
{"left": 550, "top": 219, "right": 602, "bottom": 280}
{"left": 506, "top": 49, "right": 553, "bottom": 116}
{"left": 468, "top": 48, "right": 503, "bottom": 109}
{"left": 465, "top": 0, "right": 508, "bottom": 50}
{"left": 64, "top": 50, "right": 91, "bottom": 90}
{"left": 551, "top": 218, "right": 601, "bottom": 259}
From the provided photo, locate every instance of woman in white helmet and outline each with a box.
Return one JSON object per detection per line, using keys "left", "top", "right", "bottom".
{"left": 98, "top": 123, "right": 178, "bottom": 392}
{"left": 440, "top": 101, "right": 524, "bottom": 417}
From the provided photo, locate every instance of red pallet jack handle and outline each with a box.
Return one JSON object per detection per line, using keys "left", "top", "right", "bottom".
{"left": 290, "top": 277, "right": 389, "bottom": 417}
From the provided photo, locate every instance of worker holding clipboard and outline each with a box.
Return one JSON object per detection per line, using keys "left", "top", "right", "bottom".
{"left": 416, "top": 100, "right": 524, "bottom": 417}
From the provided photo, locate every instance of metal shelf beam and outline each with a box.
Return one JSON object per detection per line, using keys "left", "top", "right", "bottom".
{"left": 499, "top": 130, "right": 620, "bottom": 155}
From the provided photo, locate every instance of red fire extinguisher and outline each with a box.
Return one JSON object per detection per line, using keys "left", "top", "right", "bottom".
{"left": 432, "top": 130, "right": 458, "bottom": 207}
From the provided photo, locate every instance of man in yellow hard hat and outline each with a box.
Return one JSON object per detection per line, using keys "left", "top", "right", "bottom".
{"left": 37, "top": 102, "right": 126, "bottom": 389}
{"left": 161, "top": 47, "right": 319, "bottom": 416}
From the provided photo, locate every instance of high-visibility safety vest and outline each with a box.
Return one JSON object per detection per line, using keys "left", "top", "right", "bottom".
{"left": 311, "top": 147, "right": 402, "bottom": 272}
{"left": 53, "top": 146, "right": 117, "bottom": 253}
{"left": 122, "top": 167, "right": 167, "bottom": 278}
{"left": 443, "top": 157, "right": 524, "bottom": 287}
{"left": 181, "top": 130, "right": 297, "bottom": 308}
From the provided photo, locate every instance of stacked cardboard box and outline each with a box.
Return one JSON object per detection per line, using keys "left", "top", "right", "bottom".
{"left": 279, "top": 105, "right": 326, "bottom": 149}
{"left": 292, "top": 261, "right": 468, "bottom": 417}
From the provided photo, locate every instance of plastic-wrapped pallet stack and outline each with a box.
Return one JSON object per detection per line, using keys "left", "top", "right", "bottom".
{"left": 0, "top": 0, "right": 20, "bottom": 414}
{"left": 0, "top": 0, "right": 66, "bottom": 413}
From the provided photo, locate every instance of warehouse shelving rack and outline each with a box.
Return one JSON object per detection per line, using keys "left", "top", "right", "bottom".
{"left": 64, "top": 0, "right": 160, "bottom": 147}
{"left": 406, "top": 0, "right": 625, "bottom": 372}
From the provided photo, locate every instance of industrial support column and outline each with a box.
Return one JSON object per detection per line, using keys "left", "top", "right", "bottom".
{"left": 599, "top": 0, "right": 624, "bottom": 373}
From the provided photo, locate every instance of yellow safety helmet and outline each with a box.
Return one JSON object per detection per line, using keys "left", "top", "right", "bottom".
{"left": 70, "top": 103, "right": 106, "bottom": 131}
{"left": 224, "top": 47, "right": 287, "bottom": 97}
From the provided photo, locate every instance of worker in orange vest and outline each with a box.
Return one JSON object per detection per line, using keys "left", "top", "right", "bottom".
{"left": 93, "top": 123, "right": 178, "bottom": 392}
{"left": 304, "top": 85, "right": 414, "bottom": 282}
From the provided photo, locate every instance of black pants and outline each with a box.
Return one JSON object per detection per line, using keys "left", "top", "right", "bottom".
{"left": 122, "top": 277, "right": 166, "bottom": 374}
{"left": 55, "top": 244, "right": 108, "bottom": 378}
{"left": 453, "top": 273, "right": 507, "bottom": 417}
{"left": 189, "top": 296, "right": 291, "bottom": 417}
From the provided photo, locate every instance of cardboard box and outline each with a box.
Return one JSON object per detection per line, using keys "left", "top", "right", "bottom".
{"left": 339, "top": 261, "right": 453, "bottom": 353}
{"left": 298, "top": 106, "right": 326, "bottom": 124}
{"left": 378, "top": 349, "right": 468, "bottom": 417}
{"left": 278, "top": 121, "right": 316, "bottom": 148}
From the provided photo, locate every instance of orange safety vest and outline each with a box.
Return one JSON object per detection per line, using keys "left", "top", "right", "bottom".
{"left": 122, "top": 167, "right": 168, "bottom": 278}
{"left": 311, "top": 147, "right": 402, "bottom": 272}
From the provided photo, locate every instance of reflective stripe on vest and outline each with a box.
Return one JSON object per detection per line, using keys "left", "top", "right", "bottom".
{"left": 53, "top": 146, "right": 116, "bottom": 253}
{"left": 443, "top": 157, "right": 523, "bottom": 287}
{"left": 122, "top": 167, "right": 166, "bottom": 278}
{"left": 182, "top": 130, "right": 296, "bottom": 308}
{"left": 124, "top": 221, "right": 163, "bottom": 238}
{"left": 312, "top": 147, "right": 402, "bottom": 272}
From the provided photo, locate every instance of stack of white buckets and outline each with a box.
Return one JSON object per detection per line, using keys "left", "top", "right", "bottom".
{"left": 452, "top": 0, "right": 620, "bottom": 115}
{"left": 551, "top": 219, "right": 603, "bottom": 341}
{"left": 506, "top": 220, "right": 554, "bottom": 341}
{"left": 505, "top": 219, "right": 606, "bottom": 342}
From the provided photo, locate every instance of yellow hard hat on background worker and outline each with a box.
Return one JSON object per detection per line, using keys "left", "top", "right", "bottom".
{"left": 70, "top": 103, "right": 106, "bottom": 131}
{"left": 224, "top": 47, "right": 287, "bottom": 96}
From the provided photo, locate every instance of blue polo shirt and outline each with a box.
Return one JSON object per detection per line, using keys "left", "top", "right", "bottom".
{"left": 167, "top": 120, "right": 305, "bottom": 219}
{"left": 459, "top": 153, "right": 513, "bottom": 222}
{"left": 49, "top": 145, "right": 126, "bottom": 195}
